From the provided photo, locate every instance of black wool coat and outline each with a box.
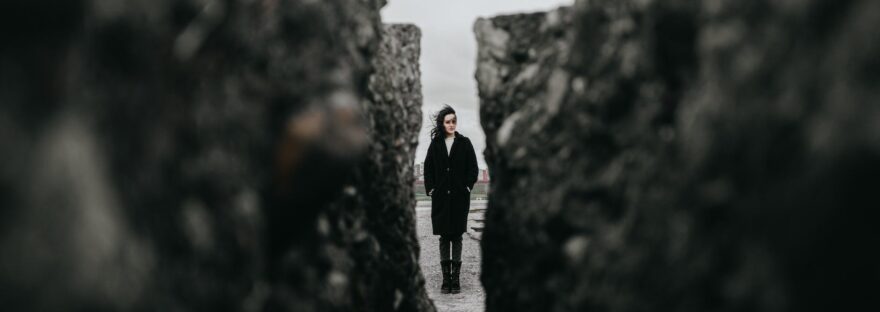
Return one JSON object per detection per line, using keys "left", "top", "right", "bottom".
{"left": 424, "top": 132, "right": 479, "bottom": 235}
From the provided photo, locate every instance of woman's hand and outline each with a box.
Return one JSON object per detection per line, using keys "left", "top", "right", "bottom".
{"left": 428, "top": 189, "right": 434, "bottom": 196}
{"left": 466, "top": 186, "right": 471, "bottom": 193}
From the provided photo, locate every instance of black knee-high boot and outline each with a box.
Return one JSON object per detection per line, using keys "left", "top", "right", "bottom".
{"left": 440, "top": 260, "right": 452, "bottom": 294}
{"left": 450, "top": 261, "right": 461, "bottom": 294}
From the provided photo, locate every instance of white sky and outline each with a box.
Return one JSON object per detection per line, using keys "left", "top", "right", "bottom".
{"left": 381, "top": 0, "right": 574, "bottom": 169}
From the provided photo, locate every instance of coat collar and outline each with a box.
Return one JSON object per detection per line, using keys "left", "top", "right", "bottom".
{"left": 437, "top": 131, "right": 464, "bottom": 142}
{"left": 436, "top": 132, "right": 464, "bottom": 157}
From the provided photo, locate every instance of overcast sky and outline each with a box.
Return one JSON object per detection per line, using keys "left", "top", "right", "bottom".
{"left": 381, "top": 0, "right": 574, "bottom": 169}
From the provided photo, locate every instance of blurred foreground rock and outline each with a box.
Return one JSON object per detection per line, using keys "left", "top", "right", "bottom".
{"left": 323, "top": 23, "right": 433, "bottom": 311}
{"left": 477, "top": 1, "right": 880, "bottom": 311}
{"left": 0, "top": 1, "right": 431, "bottom": 311}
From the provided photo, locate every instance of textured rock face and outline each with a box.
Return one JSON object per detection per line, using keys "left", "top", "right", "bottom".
{"left": 475, "top": 8, "right": 583, "bottom": 311}
{"left": 0, "top": 1, "right": 431, "bottom": 311}
{"left": 477, "top": 1, "right": 880, "bottom": 311}
{"left": 474, "top": 7, "right": 574, "bottom": 187}
{"left": 329, "top": 23, "right": 433, "bottom": 311}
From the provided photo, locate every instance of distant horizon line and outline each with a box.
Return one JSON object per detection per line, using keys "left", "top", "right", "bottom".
{"left": 414, "top": 161, "right": 488, "bottom": 171}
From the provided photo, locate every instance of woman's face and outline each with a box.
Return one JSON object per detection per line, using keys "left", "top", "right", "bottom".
{"left": 443, "top": 113, "right": 457, "bottom": 135}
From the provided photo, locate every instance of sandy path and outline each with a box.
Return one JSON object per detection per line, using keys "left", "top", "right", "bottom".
{"left": 417, "top": 201, "right": 486, "bottom": 312}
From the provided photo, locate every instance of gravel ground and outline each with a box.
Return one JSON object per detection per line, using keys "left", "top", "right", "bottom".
{"left": 417, "top": 201, "right": 486, "bottom": 312}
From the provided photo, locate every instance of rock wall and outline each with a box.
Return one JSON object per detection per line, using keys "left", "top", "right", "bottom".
{"left": 477, "top": 1, "right": 880, "bottom": 311}
{"left": 473, "top": 8, "right": 577, "bottom": 309}
{"left": 0, "top": 1, "right": 432, "bottom": 311}
{"left": 325, "top": 23, "right": 433, "bottom": 311}
{"left": 474, "top": 7, "right": 574, "bottom": 187}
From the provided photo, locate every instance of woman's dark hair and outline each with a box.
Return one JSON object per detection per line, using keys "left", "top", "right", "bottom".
{"left": 430, "top": 105, "right": 456, "bottom": 140}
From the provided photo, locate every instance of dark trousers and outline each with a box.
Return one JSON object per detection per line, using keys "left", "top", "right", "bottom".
{"left": 439, "top": 234, "right": 462, "bottom": 261}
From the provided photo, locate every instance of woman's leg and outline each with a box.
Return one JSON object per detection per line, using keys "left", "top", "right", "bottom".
{"left": 438, "top": 235, "right": 453, "bottom": 293}
{"left": 450, "top": 234, "right": 463, "bottom": 261}
{"left": 439, "top": 235, "right": 451, "bottom": 261}
{"left": 449, "top": 234, "right": 463, "bottom": 293}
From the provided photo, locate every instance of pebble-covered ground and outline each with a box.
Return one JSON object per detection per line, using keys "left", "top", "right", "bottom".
{"left": 417, "top": 201, "right": 486, "bottom": 312}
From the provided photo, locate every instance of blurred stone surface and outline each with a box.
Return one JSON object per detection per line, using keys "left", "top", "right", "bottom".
{"left": 322, "top": 23, "right": 433, "bottom": 311}
{"left": 474, "top": 7, "right": 574, "bottom": 183}
{"left": 0, "top": 1, "right": 431, "bottom": 311}
{"left": 477, "top": 1, "right": 880, "bottom": 311}
{"left": 474, "top": 7, "right": 579, "bottom": 311}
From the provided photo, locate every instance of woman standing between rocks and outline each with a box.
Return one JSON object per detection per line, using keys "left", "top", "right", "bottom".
{"left": 424, "top": 105, "right": 479, "bottom": 294}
